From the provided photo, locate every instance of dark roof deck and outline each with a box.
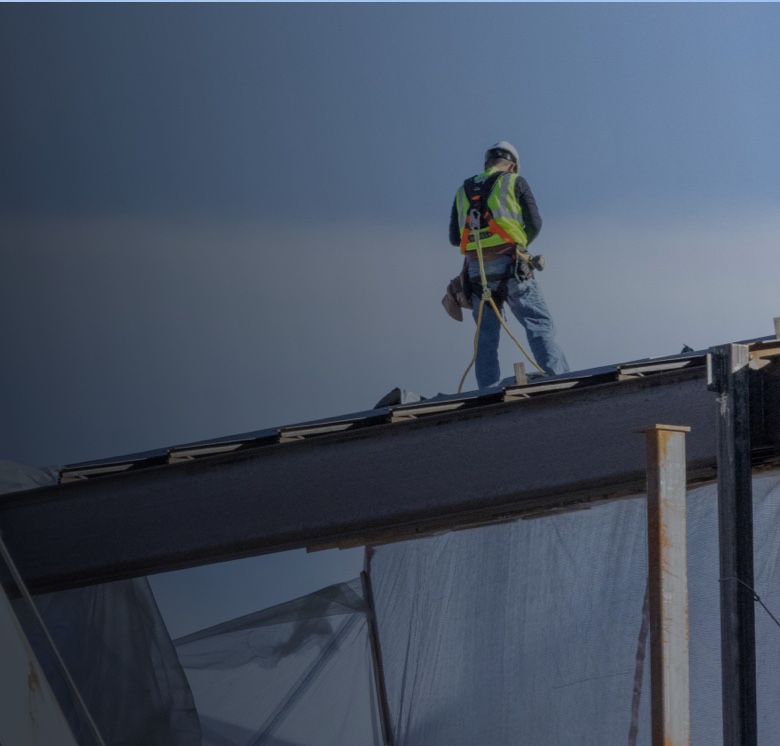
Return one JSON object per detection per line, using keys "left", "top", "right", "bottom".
{"left": 3, "top": 337, "right": 780, "bottom": 594}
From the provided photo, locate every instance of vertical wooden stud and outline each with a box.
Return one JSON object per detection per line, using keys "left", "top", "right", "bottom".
{"left": 643, "top": 424, "right": 691, "bottom": 746}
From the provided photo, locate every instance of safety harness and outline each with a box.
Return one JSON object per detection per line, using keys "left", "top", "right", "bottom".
{"left": 459, "top": 171, "right": 509, "bottom": 253}
{"left": 456, "top": 172, "right": 545, "bottom": 393}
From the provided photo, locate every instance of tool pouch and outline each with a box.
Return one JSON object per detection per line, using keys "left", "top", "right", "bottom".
{"left": 513, "top": 256, "right": 535, "bottom": 282}
{"left": 442, "top": 260, "right": 474, "bottom": 322}
{"left": 514, "top": 249, "right": 545, "bottom": 282}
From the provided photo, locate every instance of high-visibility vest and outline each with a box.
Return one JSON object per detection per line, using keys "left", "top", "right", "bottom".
{"left": 455, "top": 167, "right": 528, "bottom": 254}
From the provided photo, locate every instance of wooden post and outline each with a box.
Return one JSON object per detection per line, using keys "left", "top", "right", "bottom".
{"left": 643, "top": 424, "right": 691, "bottom": 746}
{"left": 774, "top": 316, "right": 780, "bottom": 340}
{"left": 710, "top": 344, "right": 757, "bottom": 746}
{"left": 514, "top": 362, "right": 527, "bottom": 386}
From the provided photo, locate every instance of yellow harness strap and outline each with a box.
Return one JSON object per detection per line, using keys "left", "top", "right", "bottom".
{"left": 457, "top": 209, "right": 543, "bottom": 393}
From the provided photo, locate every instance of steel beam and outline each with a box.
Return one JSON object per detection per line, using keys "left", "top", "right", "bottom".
{"left": 711, "top": 344, "right": 757, "bottom": 746}
{"left": 0, "top": 370, "right": 727, "bottom": 593}
{"left": 644, "top": 425, "right": 691, "bottom": 746}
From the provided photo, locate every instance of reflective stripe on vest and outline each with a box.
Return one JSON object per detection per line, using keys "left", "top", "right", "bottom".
{"left": 456, "top": 168, "right": 528, "bottom": 254}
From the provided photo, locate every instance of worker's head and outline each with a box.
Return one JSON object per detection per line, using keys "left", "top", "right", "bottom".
{"left": 484, "top": 141, "right": 519, "bottom": 173}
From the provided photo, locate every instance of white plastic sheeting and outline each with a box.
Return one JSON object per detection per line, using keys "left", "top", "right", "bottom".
{"left": 7, "top": 459, "right": 780, "bottom": 744}
{"left": 0, "top": 459, "right": 58, "bottom": 492}
{"left": 175, "top": 578, "right": 382, "bottom": 746}
{"left": 370, "top": 474, "right": 780, "bottom": 745}
{"left": 0, "top": 461, "right": 201, "bottom": 745}
{"left": 0, "top": 573, "right": 79, "bottom": 746}
{"left": 25, "top": 579, "right": 202, "bottom": 744}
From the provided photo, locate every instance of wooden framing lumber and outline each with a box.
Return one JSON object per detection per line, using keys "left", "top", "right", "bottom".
{"left": 643, "top": 425, "right": 691, "bottom": 746}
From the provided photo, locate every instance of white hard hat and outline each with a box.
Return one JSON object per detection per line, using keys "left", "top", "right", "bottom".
{"left": 485, "top": 141, "right": 519, "bottom": 166}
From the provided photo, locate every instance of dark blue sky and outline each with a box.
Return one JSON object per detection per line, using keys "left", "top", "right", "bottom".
{"left": 4, "top": 4, "right": 780, "bottom": 225}
{"left": 4, "top": 3, "right": 780, "bottom": 636}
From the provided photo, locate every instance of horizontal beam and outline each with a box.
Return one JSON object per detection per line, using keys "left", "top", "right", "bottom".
{"left": 0, "top": 369, "right": 735, "bottom": 593}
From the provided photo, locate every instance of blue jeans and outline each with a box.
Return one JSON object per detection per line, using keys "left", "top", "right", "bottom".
{"left": 469, "top": 256, "right": 569, "bottom": 389}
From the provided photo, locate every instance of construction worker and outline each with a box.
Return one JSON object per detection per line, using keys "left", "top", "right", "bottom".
{"left": 449, "top": 141, "right": 570, "bottom": 388}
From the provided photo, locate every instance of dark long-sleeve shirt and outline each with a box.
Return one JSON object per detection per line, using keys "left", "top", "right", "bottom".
{"left": 449, "top": 174, "right": 542, "bottom": 247}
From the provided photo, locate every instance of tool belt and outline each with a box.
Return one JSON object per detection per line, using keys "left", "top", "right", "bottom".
{"left": 471, "top": 250, "right": 539, "bottom": 306}
{"left": 442, "top": 251, "right": 545, "bottom": 321}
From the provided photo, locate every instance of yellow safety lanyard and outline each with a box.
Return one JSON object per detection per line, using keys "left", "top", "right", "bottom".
{"left": 457, "top": 202, "right": 544, "bottom": 394}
